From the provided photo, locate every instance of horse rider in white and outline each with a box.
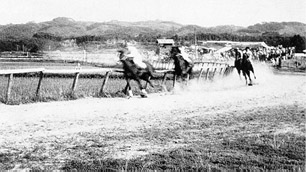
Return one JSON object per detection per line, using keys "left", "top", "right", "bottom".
{"left": 119, "top": 44, "right": 148, "bottom": 98}
{"left": 125, "top": 45, "right": 147, "bottom": 69}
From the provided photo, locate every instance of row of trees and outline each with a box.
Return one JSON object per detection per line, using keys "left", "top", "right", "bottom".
{"left": 0, "top": 32, "right": 305, "bottom": 53}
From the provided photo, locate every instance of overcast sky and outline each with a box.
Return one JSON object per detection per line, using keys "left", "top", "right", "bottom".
{"left": 1, "top": 0, "right": 306, "bottom": 27}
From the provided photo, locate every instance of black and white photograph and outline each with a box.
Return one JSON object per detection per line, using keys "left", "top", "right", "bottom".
{"left": 0, "top": 0, "right": 305, "bottom": 171}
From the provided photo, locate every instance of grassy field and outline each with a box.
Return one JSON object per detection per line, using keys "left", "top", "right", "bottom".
{"left": 0, "top": 104, "right": 304, "bottom": 171}
{"left": 0, "top": 59, "right": 174, "bottom": 104}
{"left": 0, "top": 75, "right": 173, "bottom": 105}
{"left": 0, "top": 59, "right": 219, "bottom": 105}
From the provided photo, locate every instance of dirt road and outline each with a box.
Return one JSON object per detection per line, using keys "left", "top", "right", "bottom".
{"left": 0, "top": 64, "right": 305, "bottom": 170}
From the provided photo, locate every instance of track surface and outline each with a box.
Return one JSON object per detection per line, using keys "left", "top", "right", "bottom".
{"left": 0, "top": 64, "right": 305, "bottom": 169}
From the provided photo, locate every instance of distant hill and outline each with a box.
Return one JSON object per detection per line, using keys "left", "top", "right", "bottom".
{"left": 244, "top": 22, "right": 306, "bottom": 36}
{"left": 0, "top": 23, "right": 41, "bottom": 40}
{"left": 0, "top": 17, "right": 305, "bottom": 40}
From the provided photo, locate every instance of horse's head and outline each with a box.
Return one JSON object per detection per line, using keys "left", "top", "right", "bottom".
{"left": 170, "top": 46, "right": 181, "bottom": 58}
{"left": 117, "top": 49, "right": 127, "bottom": 61}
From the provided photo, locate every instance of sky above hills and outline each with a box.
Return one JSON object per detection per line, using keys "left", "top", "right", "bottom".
{"left": 1, "top": 0, "right": 306, "bottom": 27}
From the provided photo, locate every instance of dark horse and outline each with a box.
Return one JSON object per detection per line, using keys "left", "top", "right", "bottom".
{"left": 234, "top": 51, "right": 256, "bottom": 86}
{"left": 117, "top": 49, "right": 155, "bottom": 98}
{"left": 169, "top": 46, "right": 194, "bottom": 84}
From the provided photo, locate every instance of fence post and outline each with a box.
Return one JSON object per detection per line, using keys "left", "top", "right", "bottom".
{"left": 71, "top": 72, "right": 80, "bottom": 94}
{"left": 205, "top": 68, "right": 210, "bottom": 80}
{"left": 173, "top": 73, "right": 176, "bottom": 87}
{"left": 198, "top": 68, "right": 204, "bottom": 80}
{"left": 167, "top": 62, "right": 171, "bottom": 69}
{"left": 35, "top": 71, "right": 44, "bottom": 98}
{"left": 6, "top": 73, "right": 14, "bottom": 104}
{"left": 223, "top": 65, "right": 230, "bottom": 76}
{"left": 99, "top": 71, "right": 111, "bottom": 95}
{"left": 219, "top": 66, "right": 224, "bottom": 75}
{"left": 212, "top": 68, "right": 217, "bottom": 79}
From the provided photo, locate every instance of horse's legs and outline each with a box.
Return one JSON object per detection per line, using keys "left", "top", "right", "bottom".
{"left": 147, "top": 79, "right": 154, "bottom": 88}
{"left": 125, "top": 78, "right": 133, "bottom": 97}
{"left": 245, "top": 71, "right": 252, "bottom": 85}
{"left": 243, "top": 72, "right": 248, "bottom": 85}
{"left": 251, "top": 68, "right": 256, "bottom": 79}
{"left": 185, "top": 74, "right": 190, "bottom": 86}
{"left": 144, "top": 78, "right": 148, "bottom": 89}
{"left": 144, "top": 76, "right": 154, "bottom": 89}
{"left": 248, "top": 74, "right": 252, "bottom": 85}
{"left": 237, "top": 68, "right": 242, "bottom": 79}
{"left": 134, "top": 77, "right": 148, "bottom": 98}
{"left": 124, "top": 79, "right": 129, "bottom": 94}
{"left": 173, "top": 74, "right": 177, "bottom": 87}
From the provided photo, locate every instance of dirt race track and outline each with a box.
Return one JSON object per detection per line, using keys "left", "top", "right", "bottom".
{"left": 0, "top": 63, "right": 305, "bottom": 170}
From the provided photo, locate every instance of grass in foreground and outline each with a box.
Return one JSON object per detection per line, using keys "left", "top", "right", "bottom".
{"left": 0, "top": 104, "right": 304, "bottom": 171}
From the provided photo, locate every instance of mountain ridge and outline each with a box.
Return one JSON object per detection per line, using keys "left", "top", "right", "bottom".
{"left": 0, "top": 17, "right": 305, "bottom": 40}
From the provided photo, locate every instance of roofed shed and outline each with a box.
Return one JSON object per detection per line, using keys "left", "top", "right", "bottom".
{"left": 156, "top": 39, "right": 175, "bottom": 47}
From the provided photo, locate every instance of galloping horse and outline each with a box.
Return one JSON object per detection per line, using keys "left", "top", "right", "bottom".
{"left": 169, "top": 46, "right": 194, "bottom": 83}
{"left": 234, "top": 50, "right": 256, "bottom": 85}
{"left": 117, "top": 49, "right": 155, "bottom": 98}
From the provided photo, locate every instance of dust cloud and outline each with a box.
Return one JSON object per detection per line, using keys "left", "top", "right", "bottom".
{"left": 172, "top": 62, "right": 306, "bottom": 106}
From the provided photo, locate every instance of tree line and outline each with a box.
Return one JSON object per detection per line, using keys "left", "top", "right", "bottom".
{"left": 0, "top": 32, "right": 305, "bottom": 53}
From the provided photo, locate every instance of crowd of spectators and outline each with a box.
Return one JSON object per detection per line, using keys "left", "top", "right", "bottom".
{"left": 153, "top": 45, "right": 297, "bottom": 66}
{"left": 220, "top": 46, "right": 296, "bottom": 66}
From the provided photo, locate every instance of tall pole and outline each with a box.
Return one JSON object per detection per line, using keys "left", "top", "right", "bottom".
{"left": 194, "top": 28, "right": 198, "bottom": 60}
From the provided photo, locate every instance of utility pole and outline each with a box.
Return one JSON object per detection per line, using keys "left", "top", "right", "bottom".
{"left": 194, "top": 28, "right": 198, "bottom": 60}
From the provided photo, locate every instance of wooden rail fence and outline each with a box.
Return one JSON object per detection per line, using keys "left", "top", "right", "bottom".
{"left": 152, "top": 61, "right": 232, "bottom": 87}
{"left": 0, "top": 68, "right": 112, "bottom": 104}
{"left": 0, "top": 61, "right": 233, "bottom": 104}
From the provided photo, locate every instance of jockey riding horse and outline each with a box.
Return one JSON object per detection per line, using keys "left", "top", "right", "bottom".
{"left": 169, "top": 46, "right": 194, "bottom": 82}
{"left": 234, "top": 47, "right": 256, "bottom": 85}
{"left": 117, "top": 48, "right": 155, "bottom": 98}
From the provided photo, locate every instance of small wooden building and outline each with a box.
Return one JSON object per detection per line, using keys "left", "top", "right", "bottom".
{"left": 156, "top": 39, "right": 175, "bottom": 47}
